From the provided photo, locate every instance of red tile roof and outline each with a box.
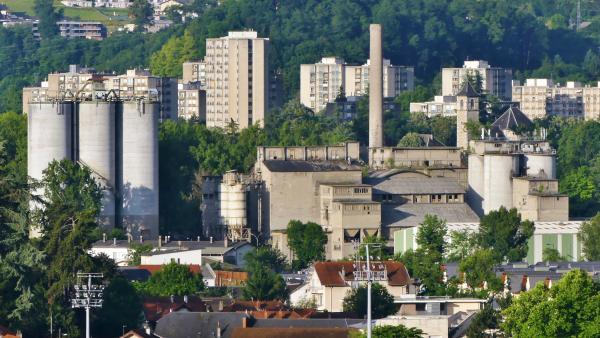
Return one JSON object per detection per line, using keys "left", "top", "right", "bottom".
{"left": 142, "top": 296, "right": 208, "bottom": 322}
{"left": 222, "top": 300, "right": 289, "bottom": 312}
{"left": 231, "top": 327, "right": 354, "bottom": 338}
{"left": 0, "top": 325, "right": 19, "bottom": 338}
{"left": 314, "top": 261, "right": 410, "bottom": 287}
{"left": 137, "top": 264, "right": 201, "bottom": 274}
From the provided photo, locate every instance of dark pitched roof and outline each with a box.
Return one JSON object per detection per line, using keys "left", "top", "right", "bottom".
{"left": 456, "top": 81, "right": 479, "bottom": 97}
{"left": 251, "top": 318, "right": 364, "bottom": 328}
{"left": 154, "top": 312, "right": 250, "bottom": 338}
{"left": 142, "top": 296, "right": 208, "bottom": 322}
{"left": 314, "top": 261, "right": 410, "bottom": 287}
{"left": 491, "top": 106, "right": 532, "bottom": 135}
{"left": 231, "top": 327, "right": 354, "bottom": 338}
{"left": 262, "top": 160, "right": 361, "bottom": 172}
{"left": 118, "top": 266, "right": 152, "bottom": 282}
{"left": 222, "top": 300, "right": 289, "bottom": 312}
{"left": 121, "top": 329, "right": 156, "bottom": 338}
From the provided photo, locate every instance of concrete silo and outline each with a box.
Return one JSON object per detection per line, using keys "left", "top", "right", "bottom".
{"left": 219, "top": 171, "right": 248, "bottom": 241}
{"left": 78, "top": 100, "right": 117, "bottom": 229}
{"left": 467, "top": 154, "right": 485, "bottom": 216}
{"left": 525, "top": 154, "right": 556, "bottom": 179}
{"left": 483, "top": 154, "right": 518, "bottom": 214}
{"left": 120, "top": 100, "right": 159, "bottom": 238}
{"left": 28, "top": 101, "right": 74, "bottom": 181}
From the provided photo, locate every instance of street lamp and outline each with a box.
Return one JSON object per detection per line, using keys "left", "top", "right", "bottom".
{"left": 353, "top": 242, "right": 382, "bottom": 338}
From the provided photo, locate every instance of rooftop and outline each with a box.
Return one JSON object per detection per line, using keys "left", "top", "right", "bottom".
{"left": 154, "top": 312, "right": 250, "bottom": 338}
{"left": 231, "top": 327, "right": 354, "bottom": 338}
{"left": 93, "top": 239, "right": 250, "bottom": 253}
{"left": 490, "top": 106, "right": 533, "bottom": 135}
{"left": 366, "top": 175, "right": 466, "bottom": 195}
{"left": 314, "top": 261, "right": 410, "bottom": 287}
{"left": 382, "top": 203, "right": 480, "bottom": 228}
{"left": 262, "top": 160, "right": 361, "bottom": 173}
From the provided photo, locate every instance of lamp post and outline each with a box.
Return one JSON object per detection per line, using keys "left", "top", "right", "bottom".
{"left": 70, "top": 272, "right": 104, "bottom": 338}
{"left": 353, "top": 242, "right": 381, "bottom": 338}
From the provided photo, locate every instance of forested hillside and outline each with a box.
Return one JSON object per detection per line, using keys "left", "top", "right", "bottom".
{"left": 2, "top": 0, "right": 600, "bottom": 113}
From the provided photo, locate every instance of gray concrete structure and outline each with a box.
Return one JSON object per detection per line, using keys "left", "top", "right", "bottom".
{"left": 27, "top": 102, "right": 74, "bottom": 182}
{"left": 78, "top": 100, "right": 117, "bottom": 228}
{"left": 121, "top": 100, "right": 160, "bottom": 238}
{"left": 369, "top": 24, "right": 383, "bottom": 150}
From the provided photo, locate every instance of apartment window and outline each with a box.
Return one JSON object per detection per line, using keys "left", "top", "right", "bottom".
{"left": 431, "top": 194, "right": 442, "bottom": 203}
{"left": 354, "top": 187, "right": 368, "bottom": 194}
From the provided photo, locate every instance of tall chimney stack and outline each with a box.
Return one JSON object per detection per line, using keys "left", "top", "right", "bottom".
{"left": 369, "top": 24, "right": 384, "bottom": 150}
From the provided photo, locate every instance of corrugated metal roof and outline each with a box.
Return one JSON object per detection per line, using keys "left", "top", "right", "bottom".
{"left": 382, "top": 203, "right": 480, "bottom": 228}
{"left": 366, "top": 176, "right": 466, "bottom": 195}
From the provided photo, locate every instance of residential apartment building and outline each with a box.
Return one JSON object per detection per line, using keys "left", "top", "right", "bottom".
{"left": 442, "top": 60, "right": 512, "bottom": 100}
{"left": 177, "top": 82, "right": 206, "bottom": 121}
{"left": 33, "top": 20, "right": 107, "bottom": 40}
{"left": 409, "top": 96, "right": 458, "bottom": 117}
{"left": 300, "top": 57, "right": 345, "bottom": 113}
{"left": 61, "top": 0, "right": 133, "bottom": 8}
{"left": 204, "top": 31, "right": 269, "bottom": 129}
{"left": 300, "top": 57, "right": 414, "bottom": 112}
{"left": 512, "top": 78, "right": 600, "bottom": 120}
{"left": 182, "top": 61, "right": 206, "bottom": 85}
{"left": 345, "top": 59, "right": 414, "bottom": 98}
{"left": 22, "top": 66, "right": 177, "bottom": 119}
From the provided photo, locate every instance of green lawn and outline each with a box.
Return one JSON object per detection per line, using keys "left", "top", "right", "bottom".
{"left": 1, "top": 0, "right": 131, "bottom": 28}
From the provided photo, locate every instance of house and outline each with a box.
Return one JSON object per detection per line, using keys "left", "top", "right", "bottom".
{"left": 91, "top": 238, "right": 253, "bottom": 267}
{"left": 142, "top": 295, "right": 208, "bottom": 323}
{"left": 153, "top": 312, "right": 251, "bottom": 338}
{"left": 231, "top": 328, "right": 355, "bottom": 338}
{"left": 0, "top": 325, "right": 20, "bottom": 338}
{"left": 290, "top": 261, "right": 413, "bottom": 312}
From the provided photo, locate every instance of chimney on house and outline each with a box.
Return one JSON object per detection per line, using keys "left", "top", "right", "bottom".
{"left": 140, "top": 235, "right": 143, "bottom": 244}
{"left": 369, "top": 23, "right": 384, "bottom": 151}
{"left": 113, "top": 238, "right": 116, "bottom": 246}
{"left": 242, "top": 317, "right": 248, "bottom": 328}
{"left": 184, "top": 295, "right": 188, "bottom": 304}
{"left": 210, "top": 236, "right": 214, "bottom": 244}
{"left": 102, "top": 233, "right": 106, "bottom": 243}
{"left": 216, "top": 321, "right": 222, "bottom": 338}
{"left": 158, "top": 235, "right": 162, "bottom": 248}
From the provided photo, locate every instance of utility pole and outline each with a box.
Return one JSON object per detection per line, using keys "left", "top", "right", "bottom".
{"left": 577, "top": 0, "right": 582, "bottom": 31}
{"left": 353, "top": 242, "right": 382, "bottom": 338}
{"left": 71, "top": 272, "right": 104, "bottom": 338}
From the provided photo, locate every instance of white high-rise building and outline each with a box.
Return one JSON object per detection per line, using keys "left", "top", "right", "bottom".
{"left": 442, "top": 60, "right": 512, "bottom": 100}
{"left": 204, "top": 31, "right": 269, "bottom": 129}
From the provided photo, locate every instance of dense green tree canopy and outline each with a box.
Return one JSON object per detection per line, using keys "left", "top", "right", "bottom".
{"left": 33, "top": 0, "right": 62, "bottom": 39}
{"left": 477, "top": 207, "right": 534, "bottom": 263}
{"left": 137, "top": 262, "right": 204, "bottom": 296}
{"left": 286, "top": 220, "right": 328, "bottom": 270}
{"left": 242, "top": 265, "right": 288, "bottom": 301}
{"left": 342, "top": 283, "right": 396, "bottom": 319}
{"left": 579, "top": 212, "right": 600, "bottom": 261}
{"left": 244, "top": 246, "right": 287, "bottom": 273}
{"left": 502, "top": 269, "right": 600, "bottom": 337}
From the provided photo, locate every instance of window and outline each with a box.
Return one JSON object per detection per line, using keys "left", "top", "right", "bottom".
{"left": 416, "top": 303, "right": 426, "bottom": 311}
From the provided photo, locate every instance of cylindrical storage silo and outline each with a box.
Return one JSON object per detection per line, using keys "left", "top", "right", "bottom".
{"left": 483, "top": 154, "right": 518, "bottom": 214}
{"left": 27, "top": 101, "right": 74, "bottom": 181}
{"left": 525, "top": 154, "right": 556, "bottom": 179}
{"left": 467, "top": 154, "right": 485, "bottom": 216}
{"left": 120, "top": 100, "right": 159, "bottom": 238}
{"left": 226, "top": 183, "right": 247, "bottom": 226}
{"left": 78, "top": 100, "right": 117, "bottom": 229}
{"left": 218, "top": 182, "right": 229, "bottom": 224}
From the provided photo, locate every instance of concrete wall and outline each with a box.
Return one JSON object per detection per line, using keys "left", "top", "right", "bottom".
{"left": 369, "top": 147, "right": 462, "bottom": 169}
{"left": 141, "top": 249, "right": 203, "bottom": 265}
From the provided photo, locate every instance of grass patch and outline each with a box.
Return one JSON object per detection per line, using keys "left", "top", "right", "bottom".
{"left": 1, "top": 0, "right": 131, "bottom": 27}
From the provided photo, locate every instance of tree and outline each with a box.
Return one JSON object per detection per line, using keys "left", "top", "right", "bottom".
{"left": 356, "top": 235, "right": 389, "bottom": 260}
{"left": 466, "top": 304, "right": 500, "bottom": 338}
{"left": 93, "top": 277, "right": 142, "bottom": 337}
{"left": 477, "top": 207, "right": 534, "bottom": 263}
{"left": 150, "top": 30, "right": 201, "bottom": 77}
{"left": 446, "top": 230, "right": 476, "bottom": 262}
{"left": 242, "top": 265, "right": 288, "bottom": 301}
{"left": 579, "top": 213, "right": 600, "bottom": 260}
{"left": 342, "top": 283, "right": 396, "bottom": 319}
{"left": 286, "top": 220, "right": 327, "bottom": 269}
{"left": 502, "top": 269, "right": 600, "bottom": 337}
{"left": 354, "top": 325, "right": 424, "bottom": 338}
{"left": 129, "top": 0, "right": 153, "bottom": 31}
{"left": 244, "top": 246, "right": 287, "bottom": 273}
{"left": 397, "top": 132, "right": 424, "bottom": 147}
{"left": 560, "top": 166, "right": 597, "bottom": 216}
{"left": 128, "top": 243, "right": 153, "bottom": 266}
{"left": 459, "top": 249, "right": 502, "bottom": 294}
{"left": 137, "top": 262, "right": 204, "bottom": 296}
{"left": 34, "top": 0, "right": 62, "bottom": 39}
{"left": 542, "top": 247, "right": 567, "bottom": 262}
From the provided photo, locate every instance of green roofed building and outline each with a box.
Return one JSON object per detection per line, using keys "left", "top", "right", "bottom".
{"left": 394, "top": 221, "right": 583, "bottom": 264}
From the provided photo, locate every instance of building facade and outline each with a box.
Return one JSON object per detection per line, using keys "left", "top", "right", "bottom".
{"left": 442, "top": 60, "right": 512, "bottom": 100}
{"left": 33, "top": 20, "right": 107, "bottom": 40}
{"left": 300, "top": 57, "right": 414, "bottom": 113}
{"left": 182, "top": 61, "right": 206, "bottom": 85}
{"left": 177, "top": 82, "right": 206, "bottom": 120}
{"left": 204, "top": 31, "right": 269, "bottom": 129}
{"left": 512, "top": 78, "right": 600, "bottom": 120}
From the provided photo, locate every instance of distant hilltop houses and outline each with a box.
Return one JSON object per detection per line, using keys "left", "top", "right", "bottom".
{"left": 61, "top": 0, "right": 171, "bottom": 8}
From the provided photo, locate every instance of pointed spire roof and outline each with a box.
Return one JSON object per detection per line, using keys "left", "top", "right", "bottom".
{"left": 490, "top": 106, "right": 533, "bottom": 138}
{"left": 456, "top": 81, "right": 480, "bottom": 97}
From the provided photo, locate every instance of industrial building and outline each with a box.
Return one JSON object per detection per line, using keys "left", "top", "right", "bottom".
{"left": 512, "top": 78, "right": 600, "bottom": 120}
{"left": 27, "top": 88, "right": 160, "bottom": 238}
{"left": 441, "top": 60, "right": 512, "bottom": 100}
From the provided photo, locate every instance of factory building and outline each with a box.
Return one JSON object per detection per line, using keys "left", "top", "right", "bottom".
{"left": 466, "top": 107, "right": 568, "bottom": 221}
{"left": 27, "top": 92, "right": 160, "bottom": 238}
